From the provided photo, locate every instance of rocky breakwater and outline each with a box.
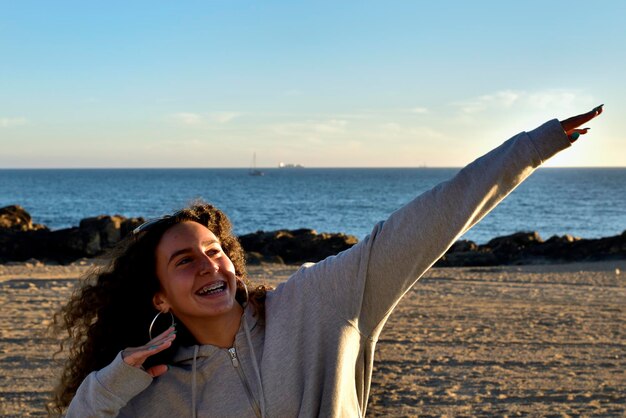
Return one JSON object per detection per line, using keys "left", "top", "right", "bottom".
{"left": 1, "top": 205, "right": 624, "bottom": 266}
{"left": 0, "top": 205, "right": 143, "bottom": 264}
{"left": 239, "top": 229, "right": 359, "bottom": 265}
{"left": 0, "top": 205, "right": 359, "bottom": 266}
{"left": 436, "top": 230, "right": 626, "bottom": 267}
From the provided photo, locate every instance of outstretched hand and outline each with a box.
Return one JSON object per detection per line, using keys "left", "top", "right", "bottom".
{"left": 121, "top": 326, "right": 176, "bottom": 377}
{"left": 560, "top": 104, "right": 604, "bottom": 142}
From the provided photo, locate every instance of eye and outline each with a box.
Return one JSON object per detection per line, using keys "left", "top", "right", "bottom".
{"left": 175, "top": 257, "right": 192, "bottom": 267}
{"left": 206, "top": 247, "right": 221, "bottom": 257}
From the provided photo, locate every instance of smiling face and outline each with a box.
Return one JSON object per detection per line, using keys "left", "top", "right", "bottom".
{"left": 153, "top": 221, "right": 240, "bottom": 327}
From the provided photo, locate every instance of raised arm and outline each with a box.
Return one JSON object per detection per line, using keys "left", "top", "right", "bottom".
{"left": 360, "top": 106, "right": 604, "bottom": 333}
{"left": 298, "top": 106, "right": 603, "bottom": 338}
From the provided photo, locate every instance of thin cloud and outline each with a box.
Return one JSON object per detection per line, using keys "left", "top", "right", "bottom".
{"left": 410, "top": 107, "right": 429, "bottom": 114}
{"left": 270, "top": 119, "right": 348, "bottom": 137}
{"left": 313, "top": 119, "right": 347, "bottom": 133}
{"left": 454, "top": 89, "right": 588, "bottom": 115}
{"left": 172, "top": 112, "right": 203, "bottom": 126}
{"left": 456, "top": 90, "right": 520, "bottom": 114}
{"left": 526, "top": 91, "right": 578, "bottom": 109}
{"left": 208, "top": 112, "right": 241, "bottom": 124}
{"left": 451, "top": 89, "right": 595, "bottom": 127}
{"left": 0, "top": 117, "right": 27, "bottom": 128}
{"left": 379, "top": 123, "right": 444, "bottom": 139}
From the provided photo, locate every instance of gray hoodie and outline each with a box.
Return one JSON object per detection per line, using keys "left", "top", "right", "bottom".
{"left": 66, "top": 119, "right": 571, "bottom": 417}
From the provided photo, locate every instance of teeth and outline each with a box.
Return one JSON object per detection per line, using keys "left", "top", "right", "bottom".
{"left": 197, "top": 282, "right": 226, "bottom": 295}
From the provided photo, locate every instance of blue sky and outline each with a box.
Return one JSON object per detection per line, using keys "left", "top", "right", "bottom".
{"left": 1, "top": 1, "right": 624, "bottom": 167}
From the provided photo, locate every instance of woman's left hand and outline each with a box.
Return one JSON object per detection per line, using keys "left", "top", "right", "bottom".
{"left": 121, "top": 326, "right": 176, "bottom": 377}
{"left": 560, "top": 104, "right": 604, "bottom": 142}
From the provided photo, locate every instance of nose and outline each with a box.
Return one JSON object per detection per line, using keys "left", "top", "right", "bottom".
{"left": 199, "top": 255, "right": 219, "bottom": 275}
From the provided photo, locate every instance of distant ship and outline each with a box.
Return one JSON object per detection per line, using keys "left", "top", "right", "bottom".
{"left": 278, "top": 162, "right": 304, "bottom": 169}
{"left": 249, "top": 153, "right": 264, "bottom": 176}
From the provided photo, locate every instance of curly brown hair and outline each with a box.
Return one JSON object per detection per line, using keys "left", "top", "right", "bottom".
{"left": 48, "top": 202, "right": 268, "bottom": 416}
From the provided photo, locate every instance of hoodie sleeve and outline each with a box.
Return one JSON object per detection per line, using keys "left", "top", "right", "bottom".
{"left": 65, "top": 351, "right": 153, "bottom": 418}
{"left": 296, "top": 119, "right": 571, "bottom": 337}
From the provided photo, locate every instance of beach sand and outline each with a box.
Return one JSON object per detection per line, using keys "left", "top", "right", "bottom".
{"left": 1, "top": 260, "right": 624, "bottom": 417}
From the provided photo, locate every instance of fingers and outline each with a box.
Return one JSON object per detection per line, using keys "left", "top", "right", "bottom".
{"left": 567, "top": 128, "right": 590, "bottom": 143}
{"left": 122, "top": 326, "right": 177, "bottom": 369}
{"left": 560, "top": 104, "right": 604, "bottom": 134}
{"left": 146, "top": 364, "right": 169, "bottom": 378}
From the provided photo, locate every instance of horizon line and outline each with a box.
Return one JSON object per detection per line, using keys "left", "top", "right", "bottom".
{"left": 1, "top": 165, "right": 625, "bottom": 170}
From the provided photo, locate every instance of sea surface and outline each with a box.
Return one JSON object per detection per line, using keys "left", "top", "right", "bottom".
{"left": 1, "top": 168, "right": 625, "bottom": 244}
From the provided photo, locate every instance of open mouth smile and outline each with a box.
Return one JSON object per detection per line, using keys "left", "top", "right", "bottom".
{"left": 195, "top": 281, "right": 227, "bottom": 297}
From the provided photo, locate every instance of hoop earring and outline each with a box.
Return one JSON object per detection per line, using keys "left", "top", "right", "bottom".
{"left": 237, "top": 278, "right": 249, "bottom": 308}
{"left": 148, "top": 311, "right": 176, "bottom": 340}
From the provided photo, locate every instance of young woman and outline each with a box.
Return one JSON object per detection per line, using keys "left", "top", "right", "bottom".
{"left": 52, "top": 106, "right": 603, "bottom": 417}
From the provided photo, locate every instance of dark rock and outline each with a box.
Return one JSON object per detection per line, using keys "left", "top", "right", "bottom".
{"left": 481, "top": 231, "right": 543, "bottom": 262}
{"left": 436, "top": 239, "right": 495, "bottom": 267}
{"left": 50, "top": 227, "right": 102, "bottom": 257}
{"left": 545, "top": 234, "right": 580, "bottom": 244}
{"left": 245, "top": 251, "right": 285, "bottom": 266}
{"left": 448, "top": 240, "right": 478, "bottom": 253}
{"left": 1, "top": 205, "right": 625, "bottom": 266}
{"left": 0, "top": 206, "right": 144, "bottom": 264}
{"left": 245, "top": 252, "right": 264, "bottom": 266}
{"left": 79, "top": 215, "right": 125, "bottom": 248}
{"left": 436, "top": 250, "right": 499, "bottom": 267}
{"left": 239, "top": 229, "right": 358, "bottom": 264}
{"left": 484, "top": 231, "right": 543, "bottom": 251}
{"left": 524, "top": 230, "right": 626, "bottom": 262}
{"left": 78, "top": 215, "right": 144, "bottom": 244}
{"left": 437, "top": 230, "right": 626, "bottom": 267}
{"left": 0, "top": 205, "right": 48, "bottom": 232}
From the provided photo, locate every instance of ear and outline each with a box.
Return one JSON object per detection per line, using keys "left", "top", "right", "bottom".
{"left": 152, "top": 292, "right": 170, "bottom": 312}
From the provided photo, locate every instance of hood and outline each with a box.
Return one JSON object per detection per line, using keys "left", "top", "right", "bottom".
{"left": 171, "top": 304, "right": 259, "bottom": 364}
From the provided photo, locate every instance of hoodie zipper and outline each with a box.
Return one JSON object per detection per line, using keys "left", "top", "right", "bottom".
{"left": 228, "top": 347, "right": 263, "bottom": 418}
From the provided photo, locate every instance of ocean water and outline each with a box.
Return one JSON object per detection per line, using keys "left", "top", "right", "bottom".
{"left": 1, "top": 168, "right": 625, "bottom": 244}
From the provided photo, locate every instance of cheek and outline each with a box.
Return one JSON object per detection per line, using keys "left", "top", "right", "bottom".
{"left": 158, "top": 270, "right": 189, "bottom": 297}
{"left": 224, "top": 253, "right": 236, "bottom": 272}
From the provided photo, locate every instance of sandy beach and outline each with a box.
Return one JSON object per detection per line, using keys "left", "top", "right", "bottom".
{"left": 1, "top": 260, "right": 624, "bottom": 417}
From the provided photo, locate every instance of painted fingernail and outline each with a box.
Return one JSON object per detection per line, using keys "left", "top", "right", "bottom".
{"left": 570, "top": 132, "right": 580, "bottom": 141}
{"left": 148, "top": 345, "right": 159, "bottom": 350}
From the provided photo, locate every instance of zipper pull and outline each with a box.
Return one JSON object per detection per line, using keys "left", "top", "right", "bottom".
{"left": 228, "top": 347, "right": 239, "bottom": 368}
